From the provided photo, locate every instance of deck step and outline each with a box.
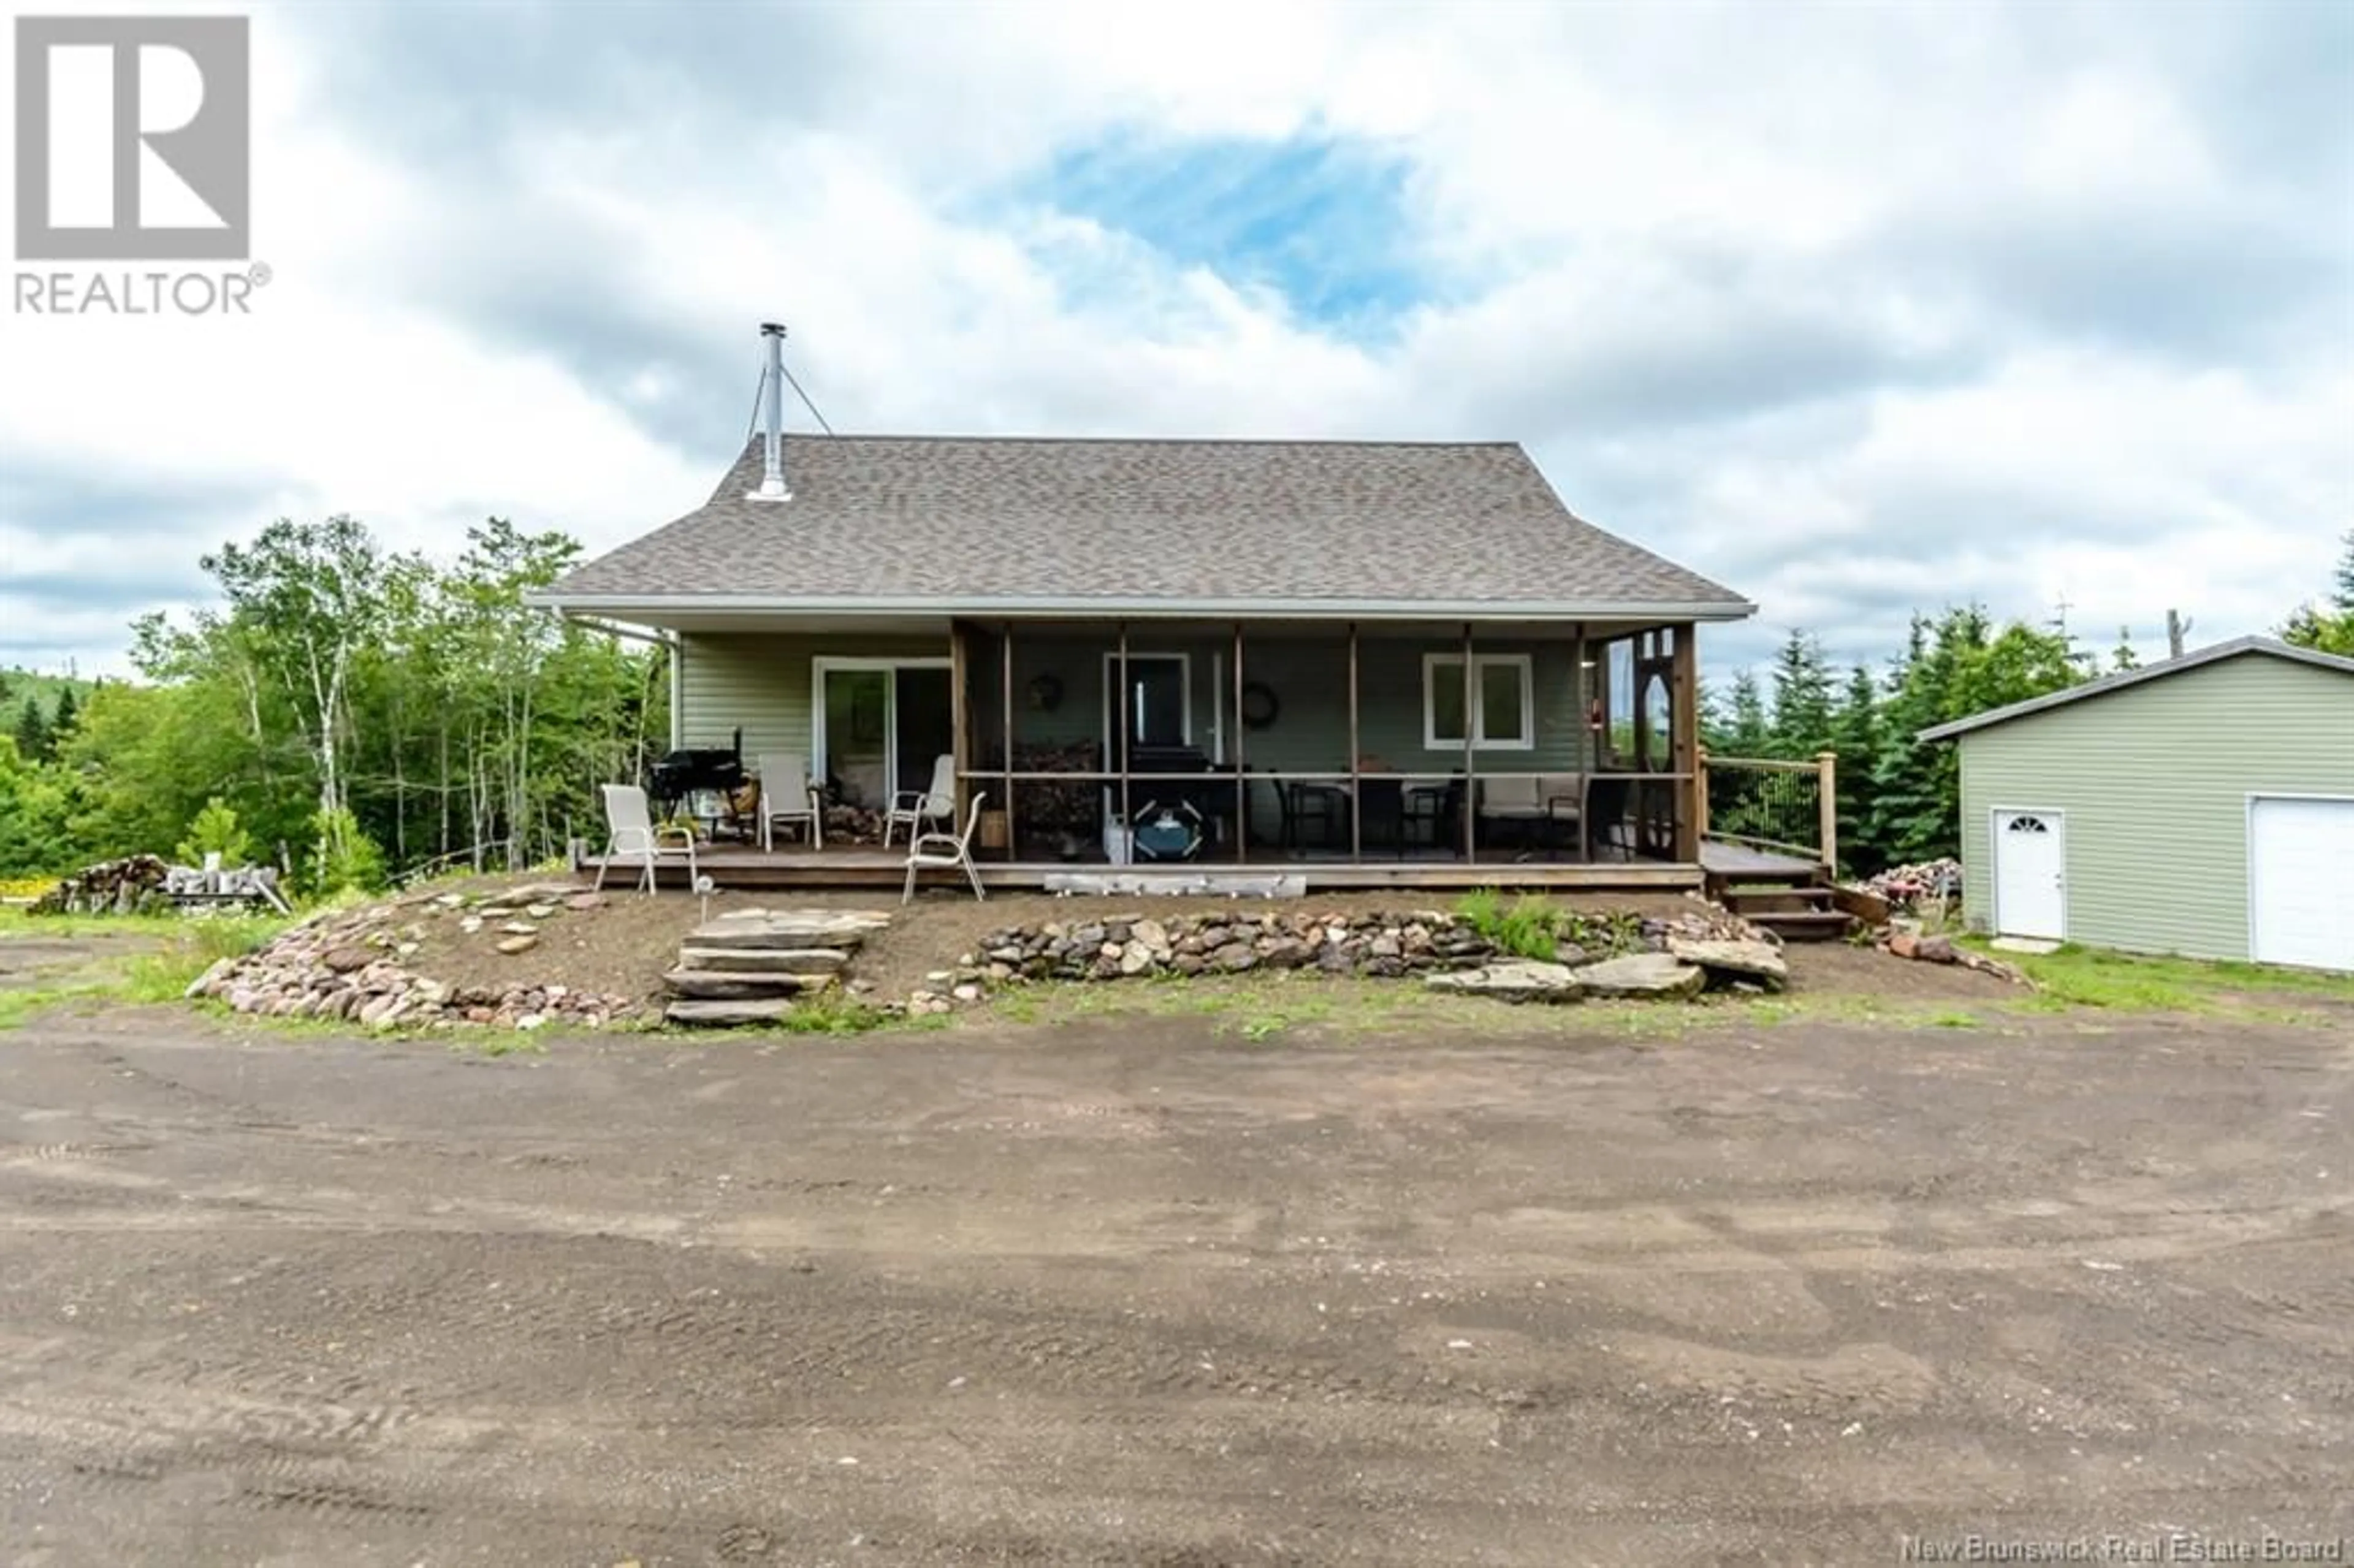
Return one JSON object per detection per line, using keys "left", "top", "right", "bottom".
{"left": 676, "top": 946, "right": 848, "bottom": 975}
{"left": 663, "top": 968, "right": 836, "bottom": 1000}
{"left": 1721, "top": 885, "right": 1837, "bottom": 915}
{"left": 1742, "top": 909, "right": 1856, "bottom": 943}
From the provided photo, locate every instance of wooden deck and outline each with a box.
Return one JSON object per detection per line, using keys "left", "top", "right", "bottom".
{"left": 1697, "top": 840, "right": 1826, "bottom": 882}
{"left": 577, "top": 842, "right": 1706, "bottom": 894}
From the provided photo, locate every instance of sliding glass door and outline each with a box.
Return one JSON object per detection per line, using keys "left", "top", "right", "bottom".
{"left": 813, "top": 659, "right": 954, "bottom": 810}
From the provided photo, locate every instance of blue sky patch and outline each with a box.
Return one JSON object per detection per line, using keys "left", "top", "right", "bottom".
{"left": 1013, "top": 129, "right": 1425, "bottom": 333}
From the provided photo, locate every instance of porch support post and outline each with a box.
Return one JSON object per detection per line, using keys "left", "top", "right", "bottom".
{"left": 1231, "top": 623, "right": 1247, "bottom": 865}
{"left": 1347, "top": 621, "right": 1361, "bottom": 864}
{"left": 950, "top": 618, "right": 970, "bottom": 825}
{"left": 1672, "top": 623, "right": 1702, "bottom": 863}
{"left": 1114, "top": 622, "right": 1131, "bottom": 865}
{"left": 1461, "top": 622, "right": 1476, "bottom": 865}
{"left": 1000, "top": 621, "right": 1015, "bottom": 862}
{"left": 1816, "top": 749, "right": 1840, "bottom": 875}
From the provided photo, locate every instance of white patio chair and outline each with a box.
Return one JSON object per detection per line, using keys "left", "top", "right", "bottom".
{"left": 882, "top": 753, "right": 956, "bottom": 848}
{"left": 592, "top": 783, "right": 699, "bottom": 896}
{"left": 902, "top": 791, "right": 988, "bottom": 905}
{"left": 757, "top": 752, "right": 823, "bottom": 852}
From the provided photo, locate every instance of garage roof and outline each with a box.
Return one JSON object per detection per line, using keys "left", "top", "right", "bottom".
{"left": 1920, "top": 635, "right": 2354, "bottom": 742}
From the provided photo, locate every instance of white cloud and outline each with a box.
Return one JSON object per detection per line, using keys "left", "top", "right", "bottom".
{"left": 0, "top": 0, "right": 2346, "bottom": 682}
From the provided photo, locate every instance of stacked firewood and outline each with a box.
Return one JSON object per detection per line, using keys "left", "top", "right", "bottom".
{"left": 31, "top": 854, "right": 290, "bottom": 916}
{"left": 31, "top": 855, "right": 172, "bottom": 915}
{"left": 823, "top": 803, "right": 886, "bottom": 845}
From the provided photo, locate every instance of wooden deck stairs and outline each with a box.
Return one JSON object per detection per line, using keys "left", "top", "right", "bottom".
{"left": 1710, "top": 873, "right": 1854, "bottom": 943}
{"left": 1700, "top": 847, "right": 1868, "bottom": 944}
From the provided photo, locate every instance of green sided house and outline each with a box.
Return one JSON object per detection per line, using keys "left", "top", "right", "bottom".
{"left": 531, "top": 409, "right": 1773, "bottom": 891}
{"left": 1921, "top": 636, "right": 2354, "bottom": 972}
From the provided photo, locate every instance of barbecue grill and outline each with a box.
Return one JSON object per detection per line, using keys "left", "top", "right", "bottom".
{"left": 649, "top": 728, "right": 746, "bottom": 818}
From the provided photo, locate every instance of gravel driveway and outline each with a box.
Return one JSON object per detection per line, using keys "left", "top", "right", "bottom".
{"left": 0, "top": 1007, "right": 2347, "bottom": 1564}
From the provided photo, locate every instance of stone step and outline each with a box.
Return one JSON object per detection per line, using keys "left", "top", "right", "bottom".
{"left": 675, "top": 946, "right": 848, "bottom": 975}
{"left": 688, "top": 910, "right": 891, "bottom": 951}
{"left": 665, "top": 997, "right": 805, "bottom": 1028}
{"left": 663, "top": 968, "right": 836, "bottom": 1000}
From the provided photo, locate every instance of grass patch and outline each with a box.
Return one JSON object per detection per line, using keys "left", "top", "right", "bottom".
{"left": 1967, "top": 938, "right": 2354, "bottom": 1014}
{"left": 1452, "top": 888, "right": 1645, "bottom": 962}
{"left": 0, "top": 910, "right": 290, "bottom": 1032}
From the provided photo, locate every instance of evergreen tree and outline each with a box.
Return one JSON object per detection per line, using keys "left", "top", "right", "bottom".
{"left": 1721, "top": 668, "right": 1771, "bottom": 755}
{"left": 13, "top": 698, "right": 51, "bottom": 764}
{"left": 51, "top": 686, "right": 78, "bottom": 737}
{"left": 2281, "top": 529, "right": 2354, "bottom": 656}
{"left": 1827, "top": 664, "right": 1882, "bottom": 873}
{"left": 1767, "top": 630, "right": 1835, "bottom": 756}
{"left": 2110, "top": 628, "right": 2139, "bottom": 672}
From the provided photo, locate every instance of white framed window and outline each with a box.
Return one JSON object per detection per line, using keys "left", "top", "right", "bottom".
{"left": 1423, "top": 653, "right": 1534, "bottom": 751}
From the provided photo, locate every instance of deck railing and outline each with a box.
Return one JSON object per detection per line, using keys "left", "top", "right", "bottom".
{"left": 1696, "top": 750, "right": 1837, "bottom": 871}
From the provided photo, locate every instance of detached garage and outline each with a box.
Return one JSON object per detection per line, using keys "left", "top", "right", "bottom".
{"left": 1921, "top": 636, "right": 2354, "bottom": 972}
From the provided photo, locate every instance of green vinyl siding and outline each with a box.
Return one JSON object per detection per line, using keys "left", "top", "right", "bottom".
{"left": 676, "top": 632, "right": 949, "bottom": 764}
{"left": 1958, "top": 654, "right": 2354, "bottom": 958}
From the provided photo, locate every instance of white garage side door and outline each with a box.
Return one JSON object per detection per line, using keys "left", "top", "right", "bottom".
{"left": 1992, "top": 809, "right": 2067, "bottom": 940}
{"left": 2250, "top": 796, "right": 2354, "bottom": 973}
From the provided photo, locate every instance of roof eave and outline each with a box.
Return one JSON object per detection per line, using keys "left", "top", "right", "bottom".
{"left": 524, "top": 591, "right": 1760, "bottom": 623}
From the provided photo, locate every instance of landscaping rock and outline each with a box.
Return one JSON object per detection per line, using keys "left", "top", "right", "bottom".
{"left": 495, "top": 934, "right": 539, "bottom": 955}
{"left": 183, "top": 956, "right": 235, "bottom": 1000}
{"left": 498, "top": 920, "right": 538, "bottom": 936}
{"left": 524, "top": 904, "right": 557, "bottom": 919}
{"left": 663, "top": 968, "right": 832, "bottom": 1000}
{"left": 691, "top": 910, "right": 891, "bottom": 951}
{"left": 1915, "top": 935, "right": 1959, "bottom": 964}
{"left": 565, "top": 892, "right": 608, "bottom": 911}
{"left": 1666, "top": 938, "right": 1790, "bottom": 991}
{"left": 664, "top": 997, "right": 806, "bottom": 1027}
{"left": 674, "top": 946, "right": 847, "bottom": 975}
{"left": 1576, "top": 952, "right": 1706, "bottom": 999}
{"left": 1425, "top": 961, "right": 1582, "bottom": 1004}
{"left": 948, "top": 902, "right": 1770, "bottom": 1008}
{"left": 321, "top": 945, "right": 374, "bottom": 974}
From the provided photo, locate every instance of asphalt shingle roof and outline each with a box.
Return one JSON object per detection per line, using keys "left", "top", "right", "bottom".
{"left": 543, "top": 435, "right": 1753, "bottom": 615}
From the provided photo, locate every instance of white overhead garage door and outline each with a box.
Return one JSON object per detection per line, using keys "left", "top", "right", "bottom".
{"left": 2249, "top": 796, "right": 2354, "bottom": 972}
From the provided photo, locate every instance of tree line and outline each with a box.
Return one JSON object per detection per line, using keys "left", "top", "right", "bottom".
{"left": 1702, "top": 528, "right": 2353, "bottom": 876}
{"left": 1, "top": 518, "right": 2345, "bottom": 890}
{"left": 0, "top": 516, "right": 669, "bottom": 889}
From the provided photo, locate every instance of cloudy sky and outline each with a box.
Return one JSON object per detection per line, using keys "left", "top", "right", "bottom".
{"left": 3, "top": 0, "right": 2349, "bottom": 680}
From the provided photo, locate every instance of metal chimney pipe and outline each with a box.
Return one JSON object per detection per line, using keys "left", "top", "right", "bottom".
{"left": 750, "top": 321, "right": 790, "bottom": 502}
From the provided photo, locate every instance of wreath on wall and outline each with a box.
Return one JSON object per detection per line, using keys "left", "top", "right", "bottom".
{"left": 1240, "top": 680, "right": 1280, "bottom": 731}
